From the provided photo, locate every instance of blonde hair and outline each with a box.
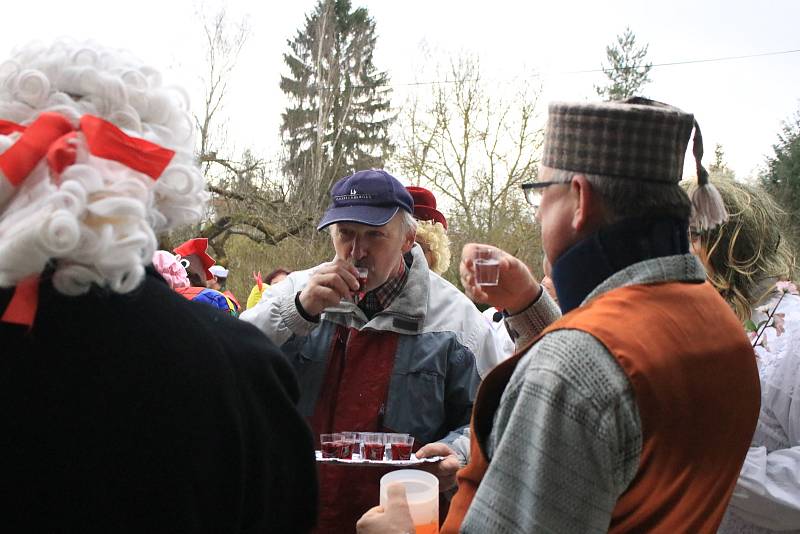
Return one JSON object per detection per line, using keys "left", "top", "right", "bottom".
{"left": 414, "top": 220, "right": 451, "bottom": 275}
{"left": 0, "top": 40, "right": 206, "bottom": 295}
{"left": 690, "top": 178, "right": 797, "bottom": 321}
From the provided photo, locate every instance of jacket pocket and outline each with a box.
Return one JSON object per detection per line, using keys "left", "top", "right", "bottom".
{"left": 384, "top": 369, "right": 445, "bottom": 444}
{"left": 291, "top": 346, "right": 329, "bottom": 417}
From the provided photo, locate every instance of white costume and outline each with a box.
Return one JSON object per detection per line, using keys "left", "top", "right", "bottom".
{"left": 482, "top": 306, "right": 515, "bottom": 367}
{"left": 719, "top": 290, "right": 800, "bottom": 533}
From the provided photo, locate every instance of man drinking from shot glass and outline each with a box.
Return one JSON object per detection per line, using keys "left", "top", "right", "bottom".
{"left": 241, "top": 169, "right": 498, "bottom": 533}
{"left": 357, "top": 99, "right": 761, "bottom": 533}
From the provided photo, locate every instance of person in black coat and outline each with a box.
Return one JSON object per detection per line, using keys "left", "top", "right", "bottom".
{"left": 0, "top": 269, "right": 318, "bottom": 533}
{"left": 0, "top": 39, "right": 318, "bottom": 533}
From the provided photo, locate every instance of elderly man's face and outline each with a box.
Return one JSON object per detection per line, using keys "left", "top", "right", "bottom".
{"left": 331, "top": 213, "right": 415, "bottom": 292}
{"left": 536, "top": 167, "right": 578, "bottom": 265}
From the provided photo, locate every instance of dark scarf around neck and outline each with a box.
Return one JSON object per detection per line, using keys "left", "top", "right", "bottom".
{"left": 551, "top": 217, "right": 689, "bottom": 314}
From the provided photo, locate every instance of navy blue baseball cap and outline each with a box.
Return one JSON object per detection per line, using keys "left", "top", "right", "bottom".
{"left": 317, "top": 169, "right": 414, "bottom": 230}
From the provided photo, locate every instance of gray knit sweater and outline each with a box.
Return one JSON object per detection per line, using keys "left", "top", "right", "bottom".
{"left": 461, "top": 253, "right": 708, "bottom": 533}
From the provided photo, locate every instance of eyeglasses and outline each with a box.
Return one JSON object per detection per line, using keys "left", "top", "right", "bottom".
{"left": 520, "top": 181, "right": 567, "bottom": 209}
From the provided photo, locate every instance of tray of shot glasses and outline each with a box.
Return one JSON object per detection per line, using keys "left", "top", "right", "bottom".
{"left": 315, "top": 432, "right": 444, "bottom": 466}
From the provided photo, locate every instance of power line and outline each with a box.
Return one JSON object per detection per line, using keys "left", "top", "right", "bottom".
{"left": 568, "top": 47, "right": 800, "bottom": 73}
{"left": 386, "top": 47, "right": 800, "bottom": 89}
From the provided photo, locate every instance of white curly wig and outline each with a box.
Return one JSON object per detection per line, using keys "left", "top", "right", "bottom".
{"left": 414, "top": 220, "right": 451, "bottom": 275}
{"left": 0, "top": 40, "right": 206, "bottom": 296}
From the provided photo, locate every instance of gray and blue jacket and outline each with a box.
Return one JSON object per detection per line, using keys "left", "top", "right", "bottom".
{"left": 240, "top": 245, "right": 498, "bottom": 449}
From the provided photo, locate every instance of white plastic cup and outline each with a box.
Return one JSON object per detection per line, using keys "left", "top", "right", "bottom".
{"left": 380, "top": 470, "right": 438, "bottom": 534}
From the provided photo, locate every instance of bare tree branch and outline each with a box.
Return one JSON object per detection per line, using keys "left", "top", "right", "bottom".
{"left": 394, "top": 54, "right": 543, "bottom": 237}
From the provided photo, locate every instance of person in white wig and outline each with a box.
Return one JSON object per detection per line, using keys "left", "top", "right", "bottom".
{"left": 0, "top": 40, "right": 317, "bottom": 533}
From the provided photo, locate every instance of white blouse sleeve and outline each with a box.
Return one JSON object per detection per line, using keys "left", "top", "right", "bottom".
{"left": 727, "top": 294, "right": 800, "bottom": 529}
{"left": 728, "top": 445, "right": 800, "bottom": 529}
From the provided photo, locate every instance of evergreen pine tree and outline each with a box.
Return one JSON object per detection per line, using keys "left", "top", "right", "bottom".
{"left": 280, "top": 0, "right": 394, "bottom": 213}
{"left": 595, "top": 26, "right": 652, "bottom": 100}
{"left": 761, "top": 107, "right": 800, "bottom": 230}
{"left": 709, "top": 143, "right": 735, "bottom": 180}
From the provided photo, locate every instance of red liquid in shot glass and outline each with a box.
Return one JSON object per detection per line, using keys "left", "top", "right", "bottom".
{"left": 363, "top": 442, "right": 385, "bottom": 461}
{"left": 339, "top": 441, "right": 354, "bottom": 460}
{"left": 321, "top": 441, "right": 343, "bottom": 458}
{"left": 353, "top": 267, "right": 368, "bottom": 301}
{"left": 356, "top": 267, "right": 368, "bottom": 292}
{"left": 390, "top": 443, "right": 413, "bottom": 461}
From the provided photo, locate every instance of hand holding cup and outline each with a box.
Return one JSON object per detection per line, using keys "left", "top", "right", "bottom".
{"left": 298, "top": 258, "right": 360, "bottom": 317}
{"left": 460, "top": 243, "right": 542, "bottom": 314}
{"left": 356, "top": 483, "right": 415, "bottom": 534}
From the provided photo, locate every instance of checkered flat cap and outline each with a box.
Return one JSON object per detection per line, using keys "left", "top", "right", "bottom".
{"left": 542, "top": 97, "right": 695, "bottom": 183}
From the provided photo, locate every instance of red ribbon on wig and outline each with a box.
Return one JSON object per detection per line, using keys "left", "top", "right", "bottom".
{"left": 0, "top": 275, "right": 39, "bottom": 328}
{"left": 0, "top": 119, "right": 28, "bottom": 136}
{"left": 0, "top": 112, "right": 176, "bottom": 328}
{"left": 0, "top": 112, "right": 175, "bottom": 185}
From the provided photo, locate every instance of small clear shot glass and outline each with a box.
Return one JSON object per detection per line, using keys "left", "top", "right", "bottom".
{"left": 474, "top": 247, "right": 500, "bottom": 286}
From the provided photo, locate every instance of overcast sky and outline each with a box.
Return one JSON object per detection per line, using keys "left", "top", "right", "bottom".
{"left": 4, "top": 0, "right": 800, "bottom": 180}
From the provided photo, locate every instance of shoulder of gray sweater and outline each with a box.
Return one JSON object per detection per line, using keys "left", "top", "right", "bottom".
{"left": 510, "top": 328, "right": 640, "bottom": 436}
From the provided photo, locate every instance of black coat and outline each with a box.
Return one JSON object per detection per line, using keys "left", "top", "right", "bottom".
{"left": 0, "top": 269, "right": 318, "bottom": 533}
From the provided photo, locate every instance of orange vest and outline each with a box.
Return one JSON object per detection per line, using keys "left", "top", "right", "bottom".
{"left": 443, "top": 281, "right": 760, "bottom": 533}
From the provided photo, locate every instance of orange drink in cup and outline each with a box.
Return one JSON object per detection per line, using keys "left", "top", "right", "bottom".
{"left": 380, "top": 470, "right": 438, "bottom": 534}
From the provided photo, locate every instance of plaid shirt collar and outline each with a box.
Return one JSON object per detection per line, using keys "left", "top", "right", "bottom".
{"left": 358, "top": 255, "right": 409, "bottom": 317}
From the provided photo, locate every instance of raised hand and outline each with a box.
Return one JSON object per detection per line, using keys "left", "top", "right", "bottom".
{"left": 297, "top": 258, "right": 360, "bottom": 317}
{"left": 460, "top": 243, "right": 542, "bottom": 314}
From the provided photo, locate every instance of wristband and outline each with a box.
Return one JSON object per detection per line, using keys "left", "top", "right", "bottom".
{"left": 295, "top": 291, "right": 320, "bottom": 323}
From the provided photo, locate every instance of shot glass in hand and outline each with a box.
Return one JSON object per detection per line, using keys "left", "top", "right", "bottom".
{"left": 474, "top": 247, "right": 500, "bottom": 286}
{"left": 355, "top": 266, "right": 368, "bottom": 292}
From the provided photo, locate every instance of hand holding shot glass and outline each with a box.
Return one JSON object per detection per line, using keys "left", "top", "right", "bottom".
{"left": 298, "top": 258, "right": 365, "bottom": 316}
{"left": 460, "top": 243, "right": 544, "bottom": 314}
